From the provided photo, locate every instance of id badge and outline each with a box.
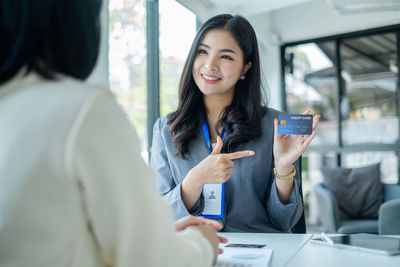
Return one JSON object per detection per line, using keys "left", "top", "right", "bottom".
{"left": 200, "top": 183, "right": 224, "bottom": 218}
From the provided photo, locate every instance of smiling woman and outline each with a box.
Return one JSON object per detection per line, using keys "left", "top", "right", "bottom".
{"left": 168, "top": 15, "right": 264, "bottom": 157}
{"left": 150, "top": 14, "right": 320, "bottom": 233}
{"left": 192, "top": 29, "right": 252, "bottom": 100}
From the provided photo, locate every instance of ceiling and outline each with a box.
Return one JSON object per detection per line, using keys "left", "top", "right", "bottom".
{"left": 204, "top": 0, "right": 313, "bottom": 16}
{"left": 178, "top": 0, "right": 400, "bottom": 18}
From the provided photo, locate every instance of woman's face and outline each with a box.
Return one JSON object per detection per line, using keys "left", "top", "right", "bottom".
{"left": 192, "top": 29, "right": 251, "bottom": 98}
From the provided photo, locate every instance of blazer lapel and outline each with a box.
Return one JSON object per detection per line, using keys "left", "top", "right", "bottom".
{"left": 187, "top": 130, "right": 210, "bottom": 166}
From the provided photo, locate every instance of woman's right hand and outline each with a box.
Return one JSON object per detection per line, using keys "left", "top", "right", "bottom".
{"left": 189, "top": 136, "right": 255, "bottom": 186}
{"left": 181, "top": 136, "right": 254, "bottom": 210}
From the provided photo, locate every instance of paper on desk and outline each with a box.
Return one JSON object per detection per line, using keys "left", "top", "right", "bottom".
{"left": 215, "top": 246, "right": 272, "bottom": 267}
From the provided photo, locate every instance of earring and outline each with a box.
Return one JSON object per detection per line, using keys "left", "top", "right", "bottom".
{"left": 240, "top": 75, "right": 246, "bottom": 80}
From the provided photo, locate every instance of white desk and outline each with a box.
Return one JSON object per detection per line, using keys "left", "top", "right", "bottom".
{"left": 219, "top": 233, "right": 400, "bottom": 267}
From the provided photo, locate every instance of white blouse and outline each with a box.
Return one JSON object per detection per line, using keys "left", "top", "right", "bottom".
{"left": 0, "top": 72, "right": 212, "bottom": 267}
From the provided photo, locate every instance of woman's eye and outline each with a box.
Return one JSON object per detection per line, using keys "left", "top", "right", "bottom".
{"left": 221, "top": 55, "right": 233, "bottom": 60}
{"left": 197, "top": 49, "right": 207, "bottom": 54}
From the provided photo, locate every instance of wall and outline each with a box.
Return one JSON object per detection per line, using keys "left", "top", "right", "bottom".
{"left": 270, "top": 0, "right": 400, "bottom": 43}
{"left": 247, "top": 14, "right": 282, "bottom": 110}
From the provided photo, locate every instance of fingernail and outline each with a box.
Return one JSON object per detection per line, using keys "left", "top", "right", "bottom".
{"left": 249, "top": 151, "right": 255, "bottom": 155}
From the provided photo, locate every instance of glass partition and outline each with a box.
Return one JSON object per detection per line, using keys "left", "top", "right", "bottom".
{"left": 341, "top": 33, "right": 398, "bottom": 145}
{"left": 284, "top": 41, "right": 338, "bottom": 146}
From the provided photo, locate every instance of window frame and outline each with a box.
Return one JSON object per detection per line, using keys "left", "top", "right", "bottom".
{"left": 280, "top": 24, "right": 400, "bottom": 183}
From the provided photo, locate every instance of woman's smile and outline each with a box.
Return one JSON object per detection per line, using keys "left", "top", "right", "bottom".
{"left": 201, "top": 73, "right": 221, "bottom": 84}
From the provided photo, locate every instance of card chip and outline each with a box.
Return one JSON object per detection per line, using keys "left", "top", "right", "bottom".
{"left": 280, "top": 120, "right": 286, "bottom": 125}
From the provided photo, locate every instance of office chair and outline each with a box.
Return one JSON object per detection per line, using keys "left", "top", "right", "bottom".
{"left": 314, "top": 182, "right": 400, "bottom": 234}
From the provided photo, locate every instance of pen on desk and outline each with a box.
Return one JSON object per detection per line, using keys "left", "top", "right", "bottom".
{"left": 321, "top": 232, "right": 335, "bottom": 245}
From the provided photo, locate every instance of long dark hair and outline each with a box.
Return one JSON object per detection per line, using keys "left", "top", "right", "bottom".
{"left": 168, "top": 14, "right": 267, "bottom": 158}
{"left": 0, "top": 0, "right": 102, "bottom": 84}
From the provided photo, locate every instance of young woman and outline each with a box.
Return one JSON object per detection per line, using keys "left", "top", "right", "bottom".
{"left": 151, "top": 14, "right": 320, "bottom": 233}
{"left": 0, "top": 1, "right": 223, "bottom": 266}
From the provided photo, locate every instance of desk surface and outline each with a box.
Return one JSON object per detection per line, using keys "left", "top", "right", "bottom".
{"left": 219, "top": 233, "right": 400, "bottom": 267}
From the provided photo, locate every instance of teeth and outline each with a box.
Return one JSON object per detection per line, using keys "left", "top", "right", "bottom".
{"left": 202, "top": 74, "right": 219, "bottom": 81}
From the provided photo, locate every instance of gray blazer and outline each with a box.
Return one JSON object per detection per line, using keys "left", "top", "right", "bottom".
{"left": 150, "top": 108, "right": 303, "bottom": 232}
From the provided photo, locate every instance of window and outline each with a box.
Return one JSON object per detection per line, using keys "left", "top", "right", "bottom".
{"left": 341, "top": 33, "right": 398, "bottom": 145}
{"left": 109, "top": 0, "right": 196, "bottom": 160}
{"left": 282, "top": 25, "right": 400, "bottom": 224}
{"left": 159, "top": 0, "right": 196, "bottom": 116}
{"left": 109, "top": 0, "right": 147, "bottom": 158}
{"left": 284, "top": 42, "right": 338, "bottom": 146}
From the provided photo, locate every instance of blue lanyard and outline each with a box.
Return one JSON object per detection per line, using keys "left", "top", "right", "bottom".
{"left": 202, "top": 119, "right": 225, "bottom": 153}
{"left": 201, "top": 119, "right": 226, "bottom": 219}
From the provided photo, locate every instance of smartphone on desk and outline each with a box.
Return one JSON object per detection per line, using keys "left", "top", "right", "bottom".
{"left": 310, "top": 233, "right": 400, "bottom": 256}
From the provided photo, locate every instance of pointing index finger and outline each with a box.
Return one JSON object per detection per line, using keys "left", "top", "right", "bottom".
{"left": 224, "top": 150, "right": 255, "bottom": 160}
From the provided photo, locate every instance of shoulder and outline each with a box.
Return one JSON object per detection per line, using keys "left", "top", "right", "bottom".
{"left": 35, "top": 74, "right": 104, "bottom": 93}
{"left": 257, "top": 107, "right": 282, "bottom": 137}
{"left": 153, "top": 114, "right": 173, "bottom": 139}
{"left": 154, "top": 114, "right": 168, "bottom": 132}
{"left": 154, "top": 114, "right": 168, "bottom": 129}
{"left": 15, "top": 74, "right": 112, "bottom": 126}
{"left": 27, "top": 75, "right": 110, "bottom": 110}
{"left": 261, "top": 107, "right": 282, "bottom": 124}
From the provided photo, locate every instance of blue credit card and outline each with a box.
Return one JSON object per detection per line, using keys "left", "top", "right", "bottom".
{"left": 278, "top": 114, "right": 313, "bottom": 135}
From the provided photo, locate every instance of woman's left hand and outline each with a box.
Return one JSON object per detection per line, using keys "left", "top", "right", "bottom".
{"left": 273, "top": 110, "right": 320, "bottom": 173}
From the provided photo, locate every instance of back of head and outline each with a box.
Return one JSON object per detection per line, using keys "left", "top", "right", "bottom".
{"left": 0, "top": 0, "right": 102, "bottom": 84}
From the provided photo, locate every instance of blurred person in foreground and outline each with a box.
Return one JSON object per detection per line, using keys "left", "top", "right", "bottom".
{"left": 0, "top": 0, "right": 225, "bottom": 266}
